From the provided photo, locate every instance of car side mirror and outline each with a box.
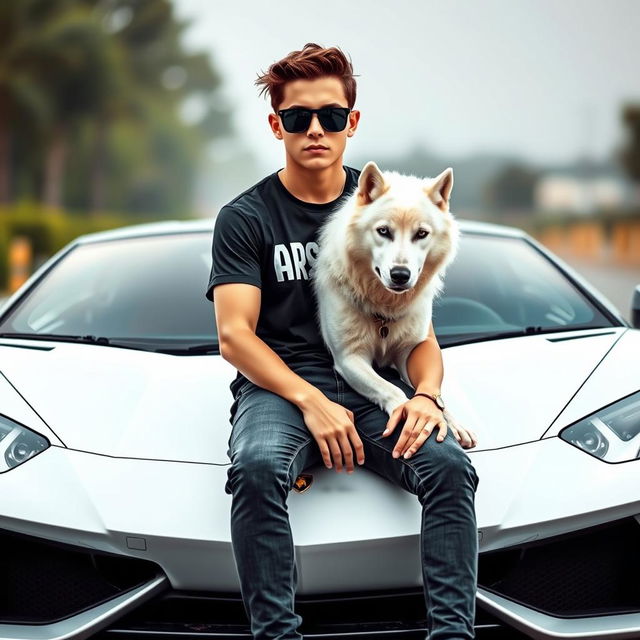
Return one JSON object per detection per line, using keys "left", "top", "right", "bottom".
{"left": 633, "top": 284, "right": 640, "bottom": 329}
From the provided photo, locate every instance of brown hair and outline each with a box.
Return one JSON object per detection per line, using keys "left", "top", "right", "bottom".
{"left": 255, "top": 42, "right": 358, "bottom": 112}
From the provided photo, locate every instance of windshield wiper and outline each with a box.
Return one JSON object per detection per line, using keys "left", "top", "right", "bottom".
{"left": 483, "top": 325, "right": 612, "bottom": 340}
{"left": 475, "top": 325, "right": 547, "bottom": 340}
{"left": 0, "top": 332, "right": 159, "bottom": 351}
{"left": 156, "top": 342, "right": 219, "bottom": 355}
{"left": 0, "top": 332, "right": 221, "bottom": 354}
{"left": 0, "top": 332, "right": 112, "bottom": 344}
{"left": 442, "top": 324, "right": 613, "bottom": 348}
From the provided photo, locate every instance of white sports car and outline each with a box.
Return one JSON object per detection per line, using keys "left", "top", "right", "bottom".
{"left": 0, "top": 218, "right": 638, "bottom": 640}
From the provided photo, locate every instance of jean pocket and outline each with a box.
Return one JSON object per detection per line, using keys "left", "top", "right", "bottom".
{"left": 228, "top": 396, "right": 239, "bottom": 424}
{"left": 229, "top": 383, "right": 248, "bottom": 423}
{"left": 472, "top": 467, "right": 480, "bottom": 491}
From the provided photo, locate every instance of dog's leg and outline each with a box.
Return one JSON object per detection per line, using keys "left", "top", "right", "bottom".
{"left": 315, "top": 287, "right": 409, "bottom": 415}
{"left": 391, "top": 346, "right": 415, "bottom": 389}
{"left": 334, "top": 353, "right": 410, "bottom": 416}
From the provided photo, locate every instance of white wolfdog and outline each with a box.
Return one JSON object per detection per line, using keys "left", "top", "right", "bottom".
{"left": 313, "top": 161, "right": 460, "bottom": 423}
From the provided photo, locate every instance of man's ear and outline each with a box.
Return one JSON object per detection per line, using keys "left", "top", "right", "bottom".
{"left": 425, "top": 168, "right": 454, "bottom": 211}
{"left": 268, "top": 112, "right": 283, "bottom": 139}
{"left": 346, "top": 109, "right": 361, "bottom": 138}
{"left": 358, "top": 161, "right": 388, "bottom": 205}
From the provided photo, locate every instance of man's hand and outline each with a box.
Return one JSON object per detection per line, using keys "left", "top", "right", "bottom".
{"left": 382, "top": 395, "right": 478, "bottom": 459}
{"left": 215, "top": 282, "right": 365, "bottom": 473}
{"left": 299, "top": 392, "right": 365, "bottom": 473}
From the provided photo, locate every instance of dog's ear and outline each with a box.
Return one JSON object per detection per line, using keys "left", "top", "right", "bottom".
{"left": 425, "top": 168, "right": 454, "bottom": 211}
{"left": 358, "top": 161, "right": 387, "bottom": 205}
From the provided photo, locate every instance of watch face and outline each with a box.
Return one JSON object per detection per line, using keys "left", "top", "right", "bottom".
{"left": 436, "top": 395, "right": 445, "bottom": 410}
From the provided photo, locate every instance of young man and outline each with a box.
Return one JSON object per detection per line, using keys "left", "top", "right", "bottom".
{"left": 205, "top": 43, "right": 480, "bottom": 640}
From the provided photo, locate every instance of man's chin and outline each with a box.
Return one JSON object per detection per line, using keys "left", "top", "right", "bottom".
{"left": 295, "top": 155, "right": 339, "bottom": 170}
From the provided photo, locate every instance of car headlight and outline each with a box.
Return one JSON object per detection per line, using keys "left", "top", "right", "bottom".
{"left": 0, "top": 415, "right": 49, "bottom": 472}
{"left": 559, "top": 390, "right": 640, "bottom": 463}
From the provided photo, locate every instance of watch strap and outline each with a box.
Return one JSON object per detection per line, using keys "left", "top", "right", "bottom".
{"left": 413, "top": 392, "right": 444, "bottom": 409}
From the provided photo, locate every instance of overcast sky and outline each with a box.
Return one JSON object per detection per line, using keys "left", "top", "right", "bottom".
{"left": 173, "top": 0, "right": 639, "bottom": 174}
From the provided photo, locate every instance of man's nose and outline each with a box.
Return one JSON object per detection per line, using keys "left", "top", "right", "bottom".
{"left": 307, "top": 113, "right": 324, "bottom": 135}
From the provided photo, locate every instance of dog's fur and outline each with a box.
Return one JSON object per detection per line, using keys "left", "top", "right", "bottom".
{"left": 313, "top": 161, "right": 460, "bottom": 418}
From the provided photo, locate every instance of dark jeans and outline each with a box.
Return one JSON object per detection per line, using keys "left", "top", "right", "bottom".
{"left": 224, "top": 364, "right": 480, "bottom": 640}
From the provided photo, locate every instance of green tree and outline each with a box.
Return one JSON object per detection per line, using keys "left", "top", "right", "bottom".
{"left": 96, "top": 0, "right": 229, "bottom": 215}
{"left": 0, "top": 0, "right": 60, "bottom": 204}
{"left": 0, "top": 0, "right": 233, "bottom": 215}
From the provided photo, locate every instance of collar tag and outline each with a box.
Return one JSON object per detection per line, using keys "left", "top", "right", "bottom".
{"left": 373, "top": 312, "right": 392, "bottom": 339}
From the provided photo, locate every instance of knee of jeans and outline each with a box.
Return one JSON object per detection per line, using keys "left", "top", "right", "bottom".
{"left": 414, "top": 440, "right": 478, "bottom": 486}
{"left": 228, "top": 443, "right": 289, "bottom": 494}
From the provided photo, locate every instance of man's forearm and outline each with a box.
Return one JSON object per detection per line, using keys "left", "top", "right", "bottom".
{"left": 406, "top": 337, "right": 444, "bottom": 396}
{"left": 219, "top": 329, "right": 323, "bottom": 409}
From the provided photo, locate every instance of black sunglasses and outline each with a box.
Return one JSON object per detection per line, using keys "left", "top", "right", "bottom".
{"left": 277, "top": 106, "right": 351, "bottom": 133}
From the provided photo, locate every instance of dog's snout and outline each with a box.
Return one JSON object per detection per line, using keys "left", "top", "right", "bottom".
{"left": 390, "top": 266, "right": 411, "bottom": 284}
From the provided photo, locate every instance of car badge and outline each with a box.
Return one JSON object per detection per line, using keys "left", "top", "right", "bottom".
{"left": 292, "top": 473, "right": 314, "bottom": 493}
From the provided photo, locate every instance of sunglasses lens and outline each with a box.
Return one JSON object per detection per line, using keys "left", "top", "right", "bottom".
{"left": 319, "top": 108, "right": 349, "bottom": 132}
{"left": 281, "top": 109, "right": 311, "bottom": 133}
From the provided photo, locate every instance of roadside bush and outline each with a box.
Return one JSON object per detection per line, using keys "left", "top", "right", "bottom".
{"left": 0, "top": 202, "right": 166, "bottom": 292}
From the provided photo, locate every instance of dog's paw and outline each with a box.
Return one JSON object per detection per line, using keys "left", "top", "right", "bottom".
{"left": 443, "top": 409, "right": 462, "bottom": 431}
{"left": 442, "top": 409, "right": 478, "bottom": 448}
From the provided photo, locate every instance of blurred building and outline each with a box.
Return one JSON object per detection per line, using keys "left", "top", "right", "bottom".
{"left": 534, "top": 161, "right": 634, "bottom": 215}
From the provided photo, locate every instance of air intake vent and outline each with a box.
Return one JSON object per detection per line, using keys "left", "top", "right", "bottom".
{"left": 478, "top": 516, "right": 640, "bottom": 616}
{"left": 0, "top": 528, "right": 161, "bottom": 623}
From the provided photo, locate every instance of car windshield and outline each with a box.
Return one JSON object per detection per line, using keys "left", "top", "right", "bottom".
{"left": 0, "top": 230, "right": 616, "bottom": 353}
{"left": 0, "top": 232, "right": 219, "bottom": 353}
{"left": 432, "top": 233, "right": 615, "bottom": 346}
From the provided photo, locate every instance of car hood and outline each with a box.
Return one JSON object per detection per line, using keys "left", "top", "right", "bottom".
{"left": 0, "top": 338, "right": 239, "bottom": 464}
{"left": 437, "top": 326, "right": 625, "bottom": 450}
{"left": 0, "top": 328, "right": 625, "bottom": 462}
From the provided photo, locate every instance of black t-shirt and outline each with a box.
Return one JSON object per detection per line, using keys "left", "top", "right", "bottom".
{"left": 205, "top": 165, "right": 361, "bottom": 397}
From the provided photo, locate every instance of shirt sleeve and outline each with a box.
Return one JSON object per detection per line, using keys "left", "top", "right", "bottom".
{"left": 204, "top": 205, "right": 263, "bottom": 302}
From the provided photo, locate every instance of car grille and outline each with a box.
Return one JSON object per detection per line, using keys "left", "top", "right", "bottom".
{"left": 99, "top": 588, "right": 509, "bottom": 639}
{"left": 0, "top": 527, "right": 162, "bottom": 623}
{"left": 478, "top": 515, "right": 640, "bottom": 616}
{"left": 8, "top": 516, "right": 632, "bottom": 635}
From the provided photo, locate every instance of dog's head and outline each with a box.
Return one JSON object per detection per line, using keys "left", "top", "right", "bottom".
{"left": 351, "top": 161, "right": 459, "bottom": 295}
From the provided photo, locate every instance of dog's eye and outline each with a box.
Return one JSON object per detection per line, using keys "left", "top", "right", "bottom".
{"left": 414, "top": 229, "right": 429, "bottom": 240}
{"left": 376, "top": 226, "right": 391, "bottom": 238}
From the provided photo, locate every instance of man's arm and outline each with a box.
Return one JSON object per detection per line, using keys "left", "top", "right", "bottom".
{"left": 213, "top": 282, "right": 364, "bottom": 473}
{"left": 214, "top": 283, "right": 319, "bottom": 406}
{"left": 405, "top": 320, "right": 443, "bottom": 396}
{"left": 385, "top": 319, "right": 477, "bottom": 456}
